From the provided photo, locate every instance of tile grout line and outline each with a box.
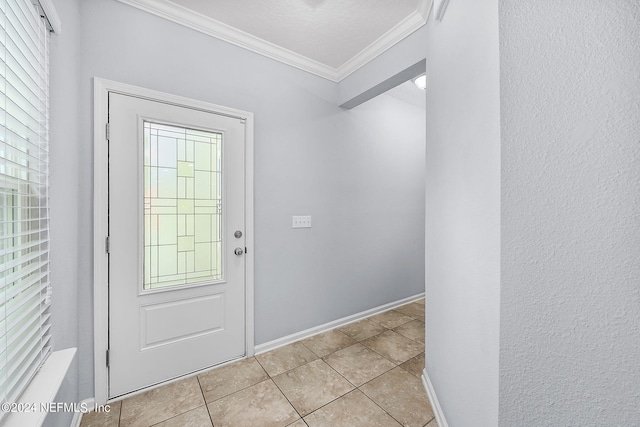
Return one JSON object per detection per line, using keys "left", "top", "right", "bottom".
{"left": 299, "top": 341, "right": 320, "bottom": 359}
{"left": 144, "top": 376, "right": 212, "bottom": 427}
{"left": 296, "top": 328, "right": 416, "bottom": 424}
{"left": 269, "top": 329, "right": 394, "bottom": 423}
{"left": 261, "top": 369, "right": 306, "bottom": 423}
{"left": 321, "top": 343, "right": 397, "bottom": 387}
{"left": 85, "top": 300, "right": 426, "bottom": 426}
{"left": 359, "top": 332, "right": 410, "bottom": 366}
{"left": 347, "top": 341, "right": 418, "bottom": 427}
{"left": 355, "top": 386, "right": 405, "bottom": 427}
{"left": 300, "top": 388, "right": 363, "bottom": 422}
{"left": 355, "top": 366, "right": 431, "bottom": 427}
{"left": 253, "top": 355, "right": 309, "bottom": 424}
{"left": 300, "top": 355, "right": 376, "bottom": 418}
{"left": 264, "top": 339, "right": 365, "bottom": 423}
{"left": 255, "top": 342, "right": 319, "bottom": 377}
{"left": 423, "top": 415, "right": 436, "bottom": 426}
{"left": 195, "top": 374, "right": 216, "bottom": 427}
{"left": 197, "top": 358, "right": 278, "bottom": 410}
{"left": 349, "top": 322, "right": 429, "bottom": 427}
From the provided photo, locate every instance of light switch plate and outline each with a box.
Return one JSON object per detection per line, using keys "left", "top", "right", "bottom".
{"left": 292, "top": 216, "right": 312, "bottom": 228}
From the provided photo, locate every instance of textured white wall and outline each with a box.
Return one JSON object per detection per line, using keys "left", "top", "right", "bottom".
{"left": 424, "top": 0, "right": 501, "bottom": 425}
{"left": 499, "top": 1, "right": 640, "bottom": 424}
{"left": 75, "top": 0, "right": 426, "bottom": 399}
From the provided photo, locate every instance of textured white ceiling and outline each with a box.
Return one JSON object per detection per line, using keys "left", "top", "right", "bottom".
{"left": 169, "top": 0, "right": 421, "bottom": 69}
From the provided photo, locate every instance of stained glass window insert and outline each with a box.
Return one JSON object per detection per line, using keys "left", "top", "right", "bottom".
{"left": 143, "top": 122, "right": 223, "bottom": 290}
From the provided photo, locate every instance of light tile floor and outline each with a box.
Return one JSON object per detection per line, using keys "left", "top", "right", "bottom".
{"left": 81, "top": 299, "right": 437, "bottom": 427}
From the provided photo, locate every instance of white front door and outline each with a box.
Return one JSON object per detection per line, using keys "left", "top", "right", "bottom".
{"left": 107, "top": 92, "right": 247, "bottom": 398}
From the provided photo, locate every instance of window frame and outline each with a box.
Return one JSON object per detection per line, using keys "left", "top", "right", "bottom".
{"left": 0, "top": 0, "right": 60, "bottom": 416}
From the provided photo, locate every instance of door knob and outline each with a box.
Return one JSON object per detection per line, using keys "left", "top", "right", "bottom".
{"left": 234, "top": 247, "right": 244, "bottom": 256}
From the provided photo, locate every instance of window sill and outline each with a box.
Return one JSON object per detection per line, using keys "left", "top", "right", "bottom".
{"left": 3, "top": 348, "right": 77, "bottom": 427}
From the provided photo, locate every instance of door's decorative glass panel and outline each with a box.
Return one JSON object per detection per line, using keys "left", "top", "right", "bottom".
{"left": 143, "top": 122, "right": 222, "bottom": 290}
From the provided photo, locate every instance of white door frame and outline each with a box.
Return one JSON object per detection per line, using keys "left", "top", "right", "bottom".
{"left": 93, "top": 77, "right": 254, "bottom": 405}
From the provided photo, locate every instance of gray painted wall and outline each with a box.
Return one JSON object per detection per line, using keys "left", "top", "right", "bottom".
{"left": 499, "top": 1, "right": 640, "bottom": 424}
{"left": 424, "top": 0, "right": 501, "bottom": 425}
{"left": 33, "top": 1, "right": 640, "bottom": 423}
{"left": 338, "top": 25, "right": 428, "bottom": 106}
{"left": 73, "top": 0, "right": 425, "bottom": 400}
{"left": 45, "top": 0, "right": 82, "bottom": 425}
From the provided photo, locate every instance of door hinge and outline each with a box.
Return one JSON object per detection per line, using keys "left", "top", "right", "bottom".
{"left": 106, "top": 349, "right": 110, "bottom": 367}
{"left": 105, "top": 236, "right": 110, "bottom": 254}
{"left": 245, "top": 247, "right": 248, "bottom": 254}
{"left": 106, "top": 123, "right": 110, "bottom": 140}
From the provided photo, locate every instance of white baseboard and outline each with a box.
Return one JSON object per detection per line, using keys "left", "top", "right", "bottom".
{"left": 255, "top": 293, "right": 425, "bottom": 355}
{"left": 422, "top": 368, "right": 449, "bottom": 427}
{"left": 77, "top": 293, "right": 425, "bottom": 424}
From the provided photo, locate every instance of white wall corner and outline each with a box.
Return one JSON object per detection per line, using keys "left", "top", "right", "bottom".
{"left": 422, "top": 368, "right": 450, "bottom": 427}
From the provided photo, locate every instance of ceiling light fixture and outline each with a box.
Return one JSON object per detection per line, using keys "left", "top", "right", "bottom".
{"left": 413, "top": 74, "right": 427, "bottom": 90}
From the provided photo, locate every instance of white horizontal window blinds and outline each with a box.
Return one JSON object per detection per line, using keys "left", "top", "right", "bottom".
{"left": 0, "top": 0, "right": 51, "bottom": 408}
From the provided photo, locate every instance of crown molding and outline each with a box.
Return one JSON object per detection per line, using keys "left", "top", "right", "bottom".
{"left": 117, "top": 0, "right": 430, "bottom": 82}
{"left": 434, "top": 0, "right": 451, "bottom": 21}
{"left": 334, "top": 1, "right": 431, "bottom": 81}
{"left": 417, "top": 0, "right": 433, "bottom": 18}
{"left": 117, "top": 0, "right": 338, "bottom": 80}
